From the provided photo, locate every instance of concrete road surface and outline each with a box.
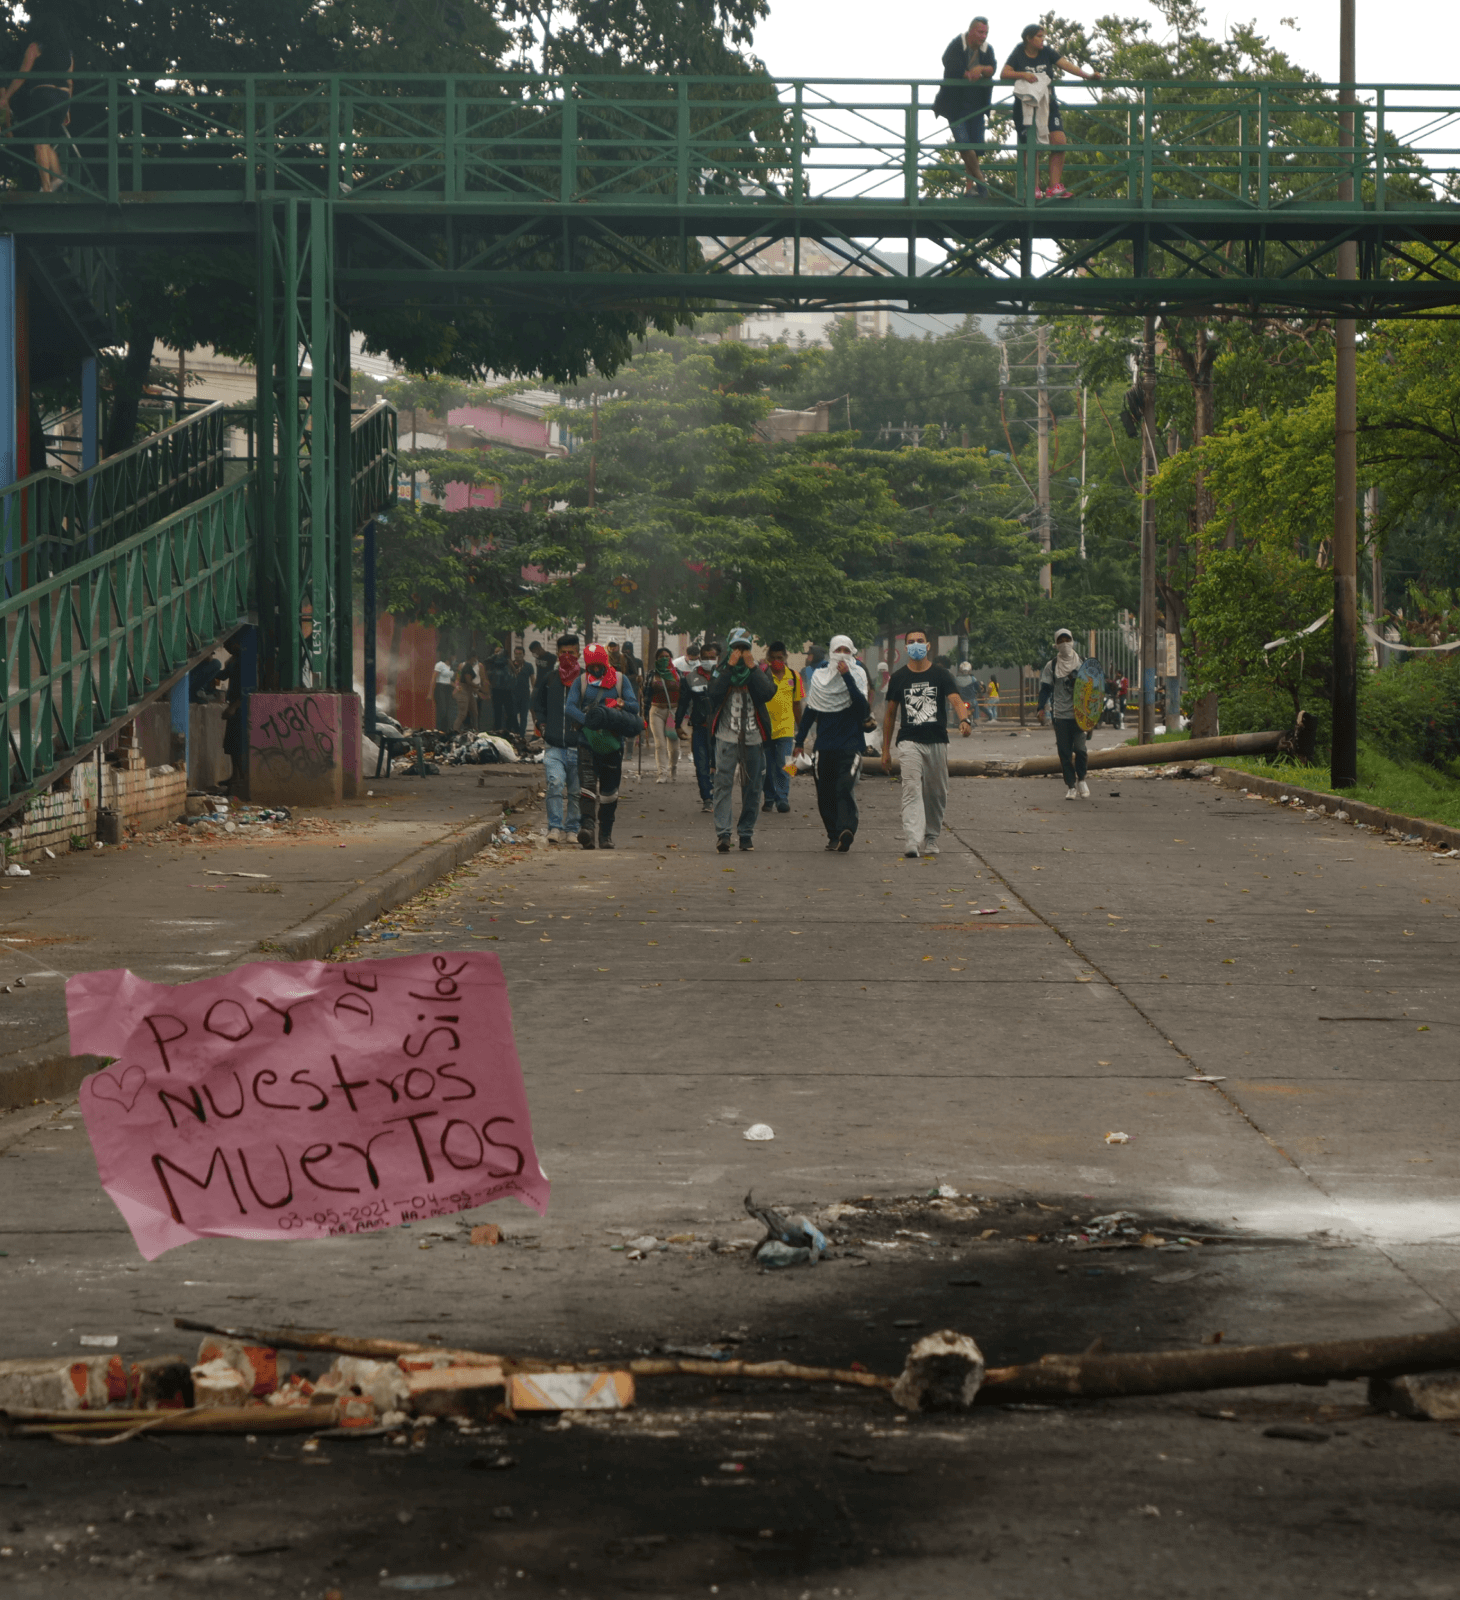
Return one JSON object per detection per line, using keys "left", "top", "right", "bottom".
{"left": 1, "top": 761, "right": 1456, "bottom": 1598}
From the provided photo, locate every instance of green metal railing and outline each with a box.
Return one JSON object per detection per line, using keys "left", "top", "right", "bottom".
{"left": 0, "top": 398, "right": 396, "bottom": 813}
{"left": 0, "top": 479, "right": 253, "bottom": 809}
{"left": 0, "top": 402, "right": 229, "bottom": 591}
{"left": 2, "top": 72, "right": 1456, "bottom": 214}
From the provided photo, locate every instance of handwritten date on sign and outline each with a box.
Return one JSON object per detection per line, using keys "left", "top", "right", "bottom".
{"left": 70, "top": 953, "right": 547, "bottom": 1260}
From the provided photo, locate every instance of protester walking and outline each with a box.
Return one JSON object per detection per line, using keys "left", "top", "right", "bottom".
{"left": 646, "top": 647, "right": 685, "bottom": 782}
{"left": 881, "top": 629, "right": 972, "bottom": 857}
{"left": 800, "top": 644, "right": 826, "bottom": 698}
{"left": 934, "top": 15, "right": 997, "bottom": 197}
{"left": 1037, "top": 627, "right": 1091, "bottom": 799}
{"left": 432, "top": 654, "right": 455, "bottom": 730}
{"left": 794, "top": 635, "right": 871, "bottom": 853}
{"left": 528, "top": 640, "right": 550, "bottom": 686}
{"left": 760, "top": 641, "right": 803, "bottom": 814}
{"left": 706, "top": 628, "right": 775, "bottom": 853}
{"left": 672, "top": 640, "right": 700, "bottom": 675}
{"left": 565, "top": 644, "right": 641, "bottom": 850}
{"left": 1000, "top": 24, "right": 1101, "bottom": 199}
{"left": 675, "top": 641, "right": 720, "bottom": 813}
{"left": 505, "top": 646, "right": 532, "bottom": 739}
{"left": 531, "top": 633, "right": 582, "bottom": 843}
{"left": 984, "top": 675, "right": 1000, "bottom": 722}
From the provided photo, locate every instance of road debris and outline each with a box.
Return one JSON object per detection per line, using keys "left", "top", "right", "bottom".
{"left": 1369, "top": 1369, "right": 1460, "bottom": 1421}
{"left": 890, "top": 1330, "right": 986, "bottom": 1412}
{"left": 1105, "top": 1131, "right": 1131, "bottom": 1144}
{"left": 743, "top": 1123, "right": 775, "bottom": 1141}
{"left": 745, "top": 1192, "right": 827, "bottom": 1268}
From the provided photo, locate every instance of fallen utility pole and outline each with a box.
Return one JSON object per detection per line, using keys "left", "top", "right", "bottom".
{"left": 975, "top": 1325, "right": 1460, "bottom": 1405}
{"left": 875, "top": 726, "right": 1287, "bottom": 777}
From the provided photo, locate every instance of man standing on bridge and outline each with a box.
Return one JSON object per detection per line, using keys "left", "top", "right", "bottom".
{"left": 1001, "top": 24, "right": 1101, "bottom": 199}
{"left": 882, "top": 628, "right": 973, "bottom": 857}
{"left": 935, "top": 16, "right": 997, "bottom": 198}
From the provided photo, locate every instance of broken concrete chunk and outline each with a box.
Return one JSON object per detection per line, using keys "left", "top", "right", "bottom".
{"left": 1369, "top": 1369, "right": 1460, "bottom": 1421}
{"left": 470, "top": 1224, "right": 502, "bottom": 1246}
{"left": 507, "top": 1371, "right": 634, "bottom": 1411}
{"left": 405, "top": 1369, "right": 507, "bottom": 1418}
{"left": 190, "top": 1358, "right": 251, "bottom": 1408}
{"left": 314, "top": 1356, "right": 410, "bottom": 1415}
{"left": 195, "top": 1338, "right": 290, "bottom": 1399}
{"left": 891, "top": 1330, "right": 986, "bottom": 1412}
{"left": 0, "top": 1356, "right": 125, "bottom": 1412}
{"left": 129, "top": 1356, "right": 195, "bottom": 1410}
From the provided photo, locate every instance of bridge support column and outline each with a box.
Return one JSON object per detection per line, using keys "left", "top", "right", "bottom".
{"left": 256, "top": 199, "right": 345, "bottom": 695}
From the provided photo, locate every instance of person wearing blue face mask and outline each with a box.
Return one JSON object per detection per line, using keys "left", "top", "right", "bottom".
{"left": 882, "top": 628, "right": 972, "bottom": 858}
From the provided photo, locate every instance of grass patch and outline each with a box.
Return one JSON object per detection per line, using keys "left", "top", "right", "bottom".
{"left": 1217, "top": 739, "right": 1460, "bottom": 829}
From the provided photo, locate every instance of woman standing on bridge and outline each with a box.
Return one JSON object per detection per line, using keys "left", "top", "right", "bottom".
{"left": 1001, "top": 24, "right": 1101, "bottom": 200}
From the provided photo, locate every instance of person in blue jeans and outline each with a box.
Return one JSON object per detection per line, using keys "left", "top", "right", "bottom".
{"left": 706, "top": 628, "right": 776, "bottom": 852}
{"left": 530, "top": 633, "right": 582, "bottom": 842}
{"left": 675, "top": 641, "right": 720, "bottom": 813}
{"left": 760, "top": 640, "right": 803, "bottom": 813}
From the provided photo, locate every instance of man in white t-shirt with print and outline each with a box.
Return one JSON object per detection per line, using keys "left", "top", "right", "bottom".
{"left": 881, "top": 629, "right": 973, "bottom": 857}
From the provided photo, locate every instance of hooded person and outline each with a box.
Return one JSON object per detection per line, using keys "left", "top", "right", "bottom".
{"left": 530, "top": 633, "right": 583, "bottom": 842}
{"left": 706, "top": 627, "right": 776, "bottom": 852}
{"left": 675, "top": 640, "right": 720, "bottom": 812}
{"left": 794, "top": 635, "right": 872, "bottom": 852}
{"left": 1037, "top": 627, "right": 1091, "bottom": 799}
{"left": 565, "top": 642, "right": 641, "bottom": 849}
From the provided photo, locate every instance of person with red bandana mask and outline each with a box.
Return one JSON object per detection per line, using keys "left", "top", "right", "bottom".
{"left": 530, "top": 633, "right": 582, "bottom": 844}
{"left": 565, "top": 642, "right": 642, "bottom": 850}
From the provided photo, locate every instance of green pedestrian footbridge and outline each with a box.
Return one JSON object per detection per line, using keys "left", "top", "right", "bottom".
{"left": 3, "top": 71, "right": 1460, "bottom": 815}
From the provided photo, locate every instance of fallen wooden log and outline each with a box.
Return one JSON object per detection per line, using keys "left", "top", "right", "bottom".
{"left": 974, "top": 1326, "right": 1460, "bottom": 1405}
{"left": 874, "top": 727, "right": 1289, "bottom": 778}
{"left": 7, "top": 1404, "right": 339, "bottom": 1437}
{"left": 174, "top": 1318, "right": 431, "bottom": 1360}
{"left": 627, "top": 1357, "right": 893, "bottom": 1391}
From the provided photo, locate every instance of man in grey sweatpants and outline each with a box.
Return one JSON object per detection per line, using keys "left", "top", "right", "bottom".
{"left": 881, "top": 628, "right": 973, "bottom": 857}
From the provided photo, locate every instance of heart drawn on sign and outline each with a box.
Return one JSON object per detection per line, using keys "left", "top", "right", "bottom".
{"left": 90, "top": 1064, "right": 147, "bottom": 1114}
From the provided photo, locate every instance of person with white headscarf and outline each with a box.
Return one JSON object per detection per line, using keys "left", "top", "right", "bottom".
{"left": 793, "top": 635, "right": 871, "bottom": 852}
{"left": 1037, "top": 627, "right": 1090, "bottom": 799}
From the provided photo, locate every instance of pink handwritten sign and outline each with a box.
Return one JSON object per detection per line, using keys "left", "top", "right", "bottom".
{"left": 70, "top": 953, "right": 548, "bottom": 1260}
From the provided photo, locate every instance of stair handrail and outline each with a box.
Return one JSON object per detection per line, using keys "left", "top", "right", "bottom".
{"left": 0, "top": 400, "right": 232, "bottom": 592}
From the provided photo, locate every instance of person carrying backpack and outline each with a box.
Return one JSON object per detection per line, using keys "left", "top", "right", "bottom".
{"left": 565, "top": 643, "right": 642, "bottom": 850}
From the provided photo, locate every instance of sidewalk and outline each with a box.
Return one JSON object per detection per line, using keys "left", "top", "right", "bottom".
{"left": 0, "top": 762, "right": 545, "bottom": 1107}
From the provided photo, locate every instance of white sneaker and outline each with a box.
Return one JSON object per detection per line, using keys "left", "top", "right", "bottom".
{"left": 547, "top": 828, "right": 562, "bottom": 843}
{"left": 655, "top": 774, "right": 667, "bottom": 783}
{"left": 1078, "top": 780, "right": 1090, "bottom": 798}
{"left": 1065, "top": 786, "right": 1079, "bottom": 800}
{"left": 921, "top": 840, "right": 940, "bottom": 856}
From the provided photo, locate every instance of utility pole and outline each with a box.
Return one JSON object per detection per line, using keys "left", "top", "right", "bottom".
{"left": 1139, "top": 316, "right": 1158, "bottom": 745}
{"left": 1331, "top": 0, "right": 1359, "bottom": 787}
{"left": 1367, "top": 485, "right": 1383, "bottom": 671}
{"left": 1036, "top": 323, "right": 1052, "bottom": 597}
{"left": 583, "top": 394, "right": 599, "bottom": 644}
{"left": 1078, "top": 385, "right": 1088, "bottom": 560}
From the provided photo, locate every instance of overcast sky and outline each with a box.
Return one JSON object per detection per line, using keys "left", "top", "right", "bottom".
{"left": 752, "top": 0, "right": 1422, "bottom": 87}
